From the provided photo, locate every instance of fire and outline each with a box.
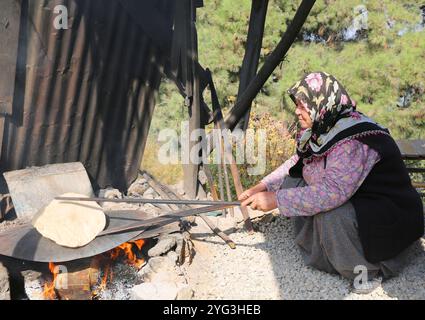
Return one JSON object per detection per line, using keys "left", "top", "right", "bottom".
{"left": 43, "top": 262, "right": 58, "bottom": 300}
{"left": 96, "top": 239, "right": 146, "bottom": 293}
{"left": 45, "top": 240, "right": 147, "bottom": 299}
{"left": 109, "top": 239, "right": 146, "bottom": 269}
{"left": 97, "top": 264, "right": 112, "bottom": 292}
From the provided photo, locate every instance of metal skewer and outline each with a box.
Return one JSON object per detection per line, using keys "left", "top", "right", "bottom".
{"left": 99, "top": 203, "right": 237, "bottom": 236}
{"left": 54, "top": 196, "right": 241, "bottom": 206}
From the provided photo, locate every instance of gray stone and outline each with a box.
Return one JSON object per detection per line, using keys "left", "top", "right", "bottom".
{"left": 98, "top": 187, "right": 122, "bottom": 199}
{"left": 131, "top": 282, "right": 178, "bottom": 300}
{"left": 176, "top": 286, "right": 194, "bottom": 300}
{"left": 139, "top": 257, "right": 172, "bottom": 282}
{"left": 127, "top": 178, "right": 149, "bottom": 197}
{"left": 167, "top": 251, "right": 179, "bottom": 264}
{"left": 143, "top": 203, "right": 160, "bottom": 216}
{"left": 0, "top": 263, "right": 10, "bottom": 300}
{"left": 142, "top": 188, "right": 157, "bottom": 198}
{"left": 150, "top": 271, "right": 186, "bottom": 284}
{"left": 165, "top": 233, "right": 184, "bottom": 241}
{"left": 148, "top": 237, "right": 177, "bottom": 257}
{"left": 170, "top": 181, "right": 185, "bottom": 196}
{"left": 139, "top": 256, "right": 185, "bottom": 284}
{"left": 147, "top": 256, "right": 177, "bottom": 273}
{"left": 21, "top": 270, "right": 45, "bottom": 300}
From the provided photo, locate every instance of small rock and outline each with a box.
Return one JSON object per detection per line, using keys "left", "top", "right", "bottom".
{"left": 98, "top": 188, "right": 122, "bottom": 199}
{"left": 131, "top": 282, "right": 178, "bottom": 300}
{"left": 0, "top": 263, "right": 10, "bottom": 300}
{"left": 127, "top": 178, "right": 149, "bottom": 197}
{"left": 176, "top": 286, "right": 194, "bottom": 300}
{"left": 167, "top": 251, "right": 179, "bottom": 264}
{"left": 139, "top": 256, "right": 186, "bottom": 285}
{"left": 170, "top": 181, "right": 185, "bottom": 196}
{"left": 21, "top": 270, "right": 44, "bottom": 300}
{"left": 142, "top": 188, "right": 157, "bottom": 198}
{"left": 142, "top": 193, "right": 154, "bottom": 200}
{"left": 139, "top": 257, "right": 173, "bottom": 282}
{"left": 147, "top": 256, "right": 177, "bottom": 273}
{"left": 149, "top": 271, "right": 186, "bottom": 284}
{"left": 148, "top": 237, "right": 177, "bottom": 257}
{"left": 143, "top": 203, "right": 160, "bottom": 216}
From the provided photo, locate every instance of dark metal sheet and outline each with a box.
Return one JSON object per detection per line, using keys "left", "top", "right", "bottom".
{"left": 0, "top": 0, "right": 21, "bottom": 115}
{"left": 0, "top": 210, "right": 151, "bottom": 263}
{"left": 131, "top": 221, "right": 181, "bottom": 241}
{"left": 0, "top": 0, "right": 174, "bottom": 191}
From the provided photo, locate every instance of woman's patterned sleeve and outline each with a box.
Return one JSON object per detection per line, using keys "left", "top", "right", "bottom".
{"left": 260, "top": 154, "right": 299, "bottom": 192}
{"left": 276, "top": 140, "right": 380, "bottom": 217}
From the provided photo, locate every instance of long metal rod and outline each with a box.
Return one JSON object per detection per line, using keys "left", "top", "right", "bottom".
{"left": 55, "top": 196, "right": 241, "bottom": 206}
{"left": 141, "top": 170, "right": 236, "bottom": 249}
{"left": 99, "top": 203, "right": 236, "bottom": 236}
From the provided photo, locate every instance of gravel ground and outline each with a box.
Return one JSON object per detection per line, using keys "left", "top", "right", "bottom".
{"left": 185, "top": 215, "right": 425, "bottom": 300}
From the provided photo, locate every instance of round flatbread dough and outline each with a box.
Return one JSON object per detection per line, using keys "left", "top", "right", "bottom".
{"left": 32, "top": 193, "right": 106, "bottom": 248}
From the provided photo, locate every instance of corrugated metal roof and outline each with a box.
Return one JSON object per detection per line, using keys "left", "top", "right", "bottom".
{"left": 0, "top": 0, "right": 174, "bottom": 191}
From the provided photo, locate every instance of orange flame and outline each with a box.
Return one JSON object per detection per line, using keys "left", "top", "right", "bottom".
{"left": 96, "top": 239, "right": 146, "bottom": 292}
{"left": 109, "top": 239, "right": 145, "bottom": 269}
{"left": 45, "top": 240, "right": 147, "bottom": 298}
{"left": 97, "top": 263, "right": 112, "bottom": 292}
{"left": 43, "top": 262, "right": 57, "bottom": 300}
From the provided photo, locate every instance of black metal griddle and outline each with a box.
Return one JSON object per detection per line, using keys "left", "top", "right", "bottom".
{"left": 0, "top": 202, "right": 237, "bottom": 263}
{"left": 0, "top": 210, "right": 172, "bottom": 263}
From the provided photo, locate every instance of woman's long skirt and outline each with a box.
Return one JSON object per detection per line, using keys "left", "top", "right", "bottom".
{"left": 281, "top": 176, "right": 411, "bottom": 280}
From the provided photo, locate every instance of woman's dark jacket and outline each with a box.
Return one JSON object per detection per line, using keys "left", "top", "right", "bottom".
{"left": 289, "top": 123, "right": 424, "bottom": 263}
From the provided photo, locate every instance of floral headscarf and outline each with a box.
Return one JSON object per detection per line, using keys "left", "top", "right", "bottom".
{"left": 287, "top": 71, "right": 387, "bottom": 159}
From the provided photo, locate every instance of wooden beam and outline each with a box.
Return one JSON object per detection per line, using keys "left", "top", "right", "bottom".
{"left": 206, "top": 69, "right": 254, "bottom": 233}
{"left": 225, "top": 0, "right": 316, "bottom": 130}
{"left": 235, "top": 0, "right": 269, "bottom": 131}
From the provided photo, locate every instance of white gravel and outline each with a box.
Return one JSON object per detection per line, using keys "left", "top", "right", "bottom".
{"left": 185, "top": 215, "right": 425, "bottom": 300}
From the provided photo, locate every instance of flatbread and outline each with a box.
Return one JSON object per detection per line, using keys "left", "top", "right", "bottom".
{"left": 32, "top": 193, "right": 106, "bottom": 248}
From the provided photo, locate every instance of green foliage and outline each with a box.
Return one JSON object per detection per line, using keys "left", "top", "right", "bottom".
{"left": 196, "top": 0, "right": 425, "bottom": 139}
{"left": 144, "top": 0, "right": 425, "bottom": 185}
{"left": 276, "top": 31, "right": 425, "bottom": 139}
{"left": 150, "top": 79, "right": 186, "bottom": 136}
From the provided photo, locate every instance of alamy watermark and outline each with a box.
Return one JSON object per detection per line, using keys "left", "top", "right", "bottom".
{"left": 353, "top": 265, "right": 369, "bottom": 289}
{"left": 53, "top": 5, "right": 69, "bottom": 30}
{"left": 51, "top": 264, "right": 68, "bottom": 290}
{"left": 157, "top": 121, "right": 267, "bottom": 176}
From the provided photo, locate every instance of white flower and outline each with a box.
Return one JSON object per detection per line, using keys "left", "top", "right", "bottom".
{"left": 326, "top": 92, "right": 336, "bottom": 110}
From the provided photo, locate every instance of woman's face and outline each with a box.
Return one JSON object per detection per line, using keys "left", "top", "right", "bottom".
{"left": 295, "top": 99, "right": 313, "bottom": 129}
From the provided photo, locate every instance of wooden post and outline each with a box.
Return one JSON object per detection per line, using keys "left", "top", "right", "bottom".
{"left": 183, "top": 0, "right": 202, "bottom": 198}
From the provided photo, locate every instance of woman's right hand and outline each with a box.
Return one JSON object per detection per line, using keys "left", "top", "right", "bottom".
{"left": 238, "top": 182, "right": 267, "bottom": 201}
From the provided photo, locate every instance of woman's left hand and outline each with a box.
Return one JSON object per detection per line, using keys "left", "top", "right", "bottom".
{"left": 241, "top": 192, "right": 278, "bottom": 212}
